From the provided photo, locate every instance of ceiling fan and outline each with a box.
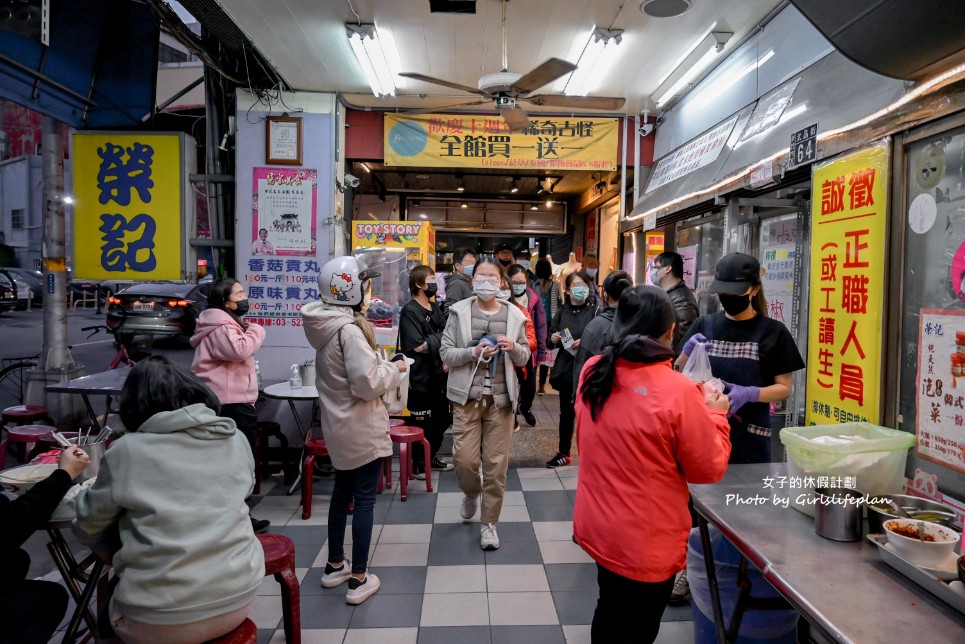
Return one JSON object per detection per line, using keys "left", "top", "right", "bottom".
{"left": 398, "top": 0, "right": 625, "bottom": 131}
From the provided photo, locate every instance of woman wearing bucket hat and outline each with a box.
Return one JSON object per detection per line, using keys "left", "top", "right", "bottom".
{"left": 676, "top": 252, "right": 804, "bottom": 465}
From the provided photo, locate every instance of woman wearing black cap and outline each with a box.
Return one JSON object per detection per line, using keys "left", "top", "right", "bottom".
{"left": 675, "top": 252, "right": 804, "bottom": 465}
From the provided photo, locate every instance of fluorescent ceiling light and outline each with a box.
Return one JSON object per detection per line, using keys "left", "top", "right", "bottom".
{"left": 653, "top": 22, "right": 716, "bottom": 89}
{"left": 554, "top": 27, "right": 624, "bottom": 96}
{"left": 695, "top": 49, "right": 774, "bottom": 109}
{"left": 346, "top": 24, "right": 399, "bottom": 97}
{"left": 653, "top": 30, "right": 732, "bottom": 108}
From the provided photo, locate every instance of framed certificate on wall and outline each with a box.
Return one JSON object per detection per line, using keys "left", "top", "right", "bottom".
{"left": 266, "top": 116, "right": 302, "bottom": 165}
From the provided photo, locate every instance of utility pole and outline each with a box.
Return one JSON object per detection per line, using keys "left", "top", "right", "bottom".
{"left": 26, "top": 115, "right": 85, "bottom": 425}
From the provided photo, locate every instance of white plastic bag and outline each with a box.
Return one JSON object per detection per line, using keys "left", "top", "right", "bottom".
{"left": 383, "top": 353, "right": 414, "bottom": 414}
{"left": 682, "top": 342, "right": 714, "bottom": 382}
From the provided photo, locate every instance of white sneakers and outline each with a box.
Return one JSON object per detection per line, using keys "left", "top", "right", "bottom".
{"left": 480, "top": 523, "right": 500, "bottom": 550}
{"left": 321, "top": 559, "right": 380, "bottom": 605}
{"left": 460, "top": 494, "right": 478, "bottom": 521}
{"left": 346, "top": 573, "right": 381, "bottom": 605}
{"left": 320, "top": 559, "right": 352, "bottom": 588}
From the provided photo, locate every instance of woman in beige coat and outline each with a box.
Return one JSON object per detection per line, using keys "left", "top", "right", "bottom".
{"left": 302, "top": 255, "right": 406, "bottom": 606}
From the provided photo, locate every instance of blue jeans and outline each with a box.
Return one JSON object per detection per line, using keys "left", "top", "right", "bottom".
{"left": 328, "top": 457, "right": 382, "bottom": 573}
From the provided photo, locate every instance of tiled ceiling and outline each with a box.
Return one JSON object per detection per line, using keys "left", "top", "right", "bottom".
{"left": 215, "top": 0, "right": 784, "bottom": 200}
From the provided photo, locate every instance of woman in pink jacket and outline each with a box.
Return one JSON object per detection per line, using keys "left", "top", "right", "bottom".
{"left": 190, "top": 277, "right": 268, "bottom": 532}
{"left": 573, "top": 286, "right": 732, "bottom": 644}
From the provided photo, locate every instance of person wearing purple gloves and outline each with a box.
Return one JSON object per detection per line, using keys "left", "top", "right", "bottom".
{"left": 675, "top": 253, "right": 804, "bottom": 465}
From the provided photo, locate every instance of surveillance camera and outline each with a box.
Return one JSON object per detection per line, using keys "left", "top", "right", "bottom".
{"left": 639, "top": 123, "right": 655, "bottom": 137}
{"left": 344, "top": 173, "right": 360, "bottom": 188}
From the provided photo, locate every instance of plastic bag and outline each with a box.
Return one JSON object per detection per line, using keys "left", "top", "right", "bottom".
{"left": 682, "top": 342, "right": 714, "bottom": 382}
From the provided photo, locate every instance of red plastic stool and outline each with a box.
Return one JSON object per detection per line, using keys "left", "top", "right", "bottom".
{"left": 204, "top": 618, "right": 257, "bottom": 643}
{"left": 301, "top": 437, "right": 329, "bottom": 519}
{"left": 256, "top": 534, "right": 300, "bottom": 644}
{"left": 380, "top": 425, "right": 433, "bottom": 501}
{"left": 2, "top": 404, "right": 50, "bottom": 426}
{"left": 389, "top": 418, "right": 405, "bottom": 427}
{"left": 3, "top": 424, "right": 55, "bottom": 463}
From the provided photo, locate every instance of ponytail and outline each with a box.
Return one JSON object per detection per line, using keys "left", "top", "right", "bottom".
{"left": 579, "top": 345, "right": 620, "bottom": 421}
{"left": 751, "top": 287, "right": 768, "bottom": 317}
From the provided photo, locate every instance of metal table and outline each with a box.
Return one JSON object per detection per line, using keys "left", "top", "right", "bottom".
{"left": 689, "top": 463, "right": 965, "bottom": 643}
{"left": 47, "top": 516, "right": 109, "bottom": 643}
{"left": 45, "top": 367, "right": 131, "bottom": 430}
{"left": 262, "top": 382, "right": 319, "bottom": 494}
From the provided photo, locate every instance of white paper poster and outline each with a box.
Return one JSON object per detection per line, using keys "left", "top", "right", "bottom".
{"left": 759, "top": 216, "right": 798, "bottom": 325}
{"left": 916, "top": 309, "right": 965, "bottom": 473}
{"left": 646, "top": 116, "right": 738, "bottom": 194}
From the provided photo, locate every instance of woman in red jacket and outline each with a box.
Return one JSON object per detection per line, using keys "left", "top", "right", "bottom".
{"left": 573, "top": 285, "right": 732, "bottom": 644}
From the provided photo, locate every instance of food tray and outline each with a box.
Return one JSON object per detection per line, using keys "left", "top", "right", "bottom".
{"left": 866, "top": 534, "right": 965, "bottom": 615}
{"left": 0, "top": 464, "right": 57, "bottom": 494}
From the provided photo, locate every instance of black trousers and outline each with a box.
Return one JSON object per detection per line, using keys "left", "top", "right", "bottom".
{"left": 220, "top": 402, "right": 258, "bottom": 457}
{"left": 517, "top": 364, "right": 537, "bottom": 414}
{"left": 406, "top": 388, "right": 451, "bottom": 466}
{"left": 539, "top": 364, "right": 550, "bottom": 386}
{"left": 554, "top": 378, "right": 576, "bottom": 456}
{"left": 592, "top": 564, "right": 675, "bottom": 644}
{"left": 0, "top": 550, "right": 69, "bottom": 644}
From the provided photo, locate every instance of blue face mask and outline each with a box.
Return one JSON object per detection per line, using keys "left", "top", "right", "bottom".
{"left": 570, "top": 286, "right": 589, "bottom": 302}
{"left": 463, "top": 264, "right": 475, "bottom": 277}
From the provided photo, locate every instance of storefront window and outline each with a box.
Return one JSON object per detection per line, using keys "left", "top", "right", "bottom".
{"left": 898, "top": 122, "right": 965, "bottom": 493}
{"left": 677, "top": 216, "right": 724, "bottom": 316}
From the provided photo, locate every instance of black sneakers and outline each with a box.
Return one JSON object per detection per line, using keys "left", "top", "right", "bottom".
{"left": 545, "top": 453, "right": 572, "bottom": 468}
{"left": 521, "top": 410, "right": 537, "bottom": 426}
{"left": 431, "top": 457, "right": 454, "bottom": 471}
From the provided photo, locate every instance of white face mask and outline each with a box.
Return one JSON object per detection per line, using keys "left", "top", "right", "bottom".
{"left": 511, "top": 283, "right": 527, "bottom": 296}
{"left": 649, "top": 266, "right": 664, "bottom": 286}
{"left": 474, "top": 280, "right": 500, "bottom": 301}
{"left": 497, "top": 289, "right": 511, "bottom": 300}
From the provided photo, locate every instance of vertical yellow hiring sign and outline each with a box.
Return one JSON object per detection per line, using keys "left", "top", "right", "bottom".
{"left": 72, "top": 133, "right": 182, "bottom": 280}
{"left": 806, "top": 141, "right": 889, "bottom": 425}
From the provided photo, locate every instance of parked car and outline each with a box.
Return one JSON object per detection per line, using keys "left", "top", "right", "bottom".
{"left": 67, "top": 273, "right": 132, "bottom": 305}
{"left": 0, "top": 267, "right": 43, "bottom": 307}
{"left": 0, "top": 270, "right": 18, "bottom": 313}
{"left": 106, "top": 282, "right": 210, "bottom": 340}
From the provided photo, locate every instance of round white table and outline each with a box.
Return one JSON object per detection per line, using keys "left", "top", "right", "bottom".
{"left": 261, "top": 382, "right": 319, "bottom": 494}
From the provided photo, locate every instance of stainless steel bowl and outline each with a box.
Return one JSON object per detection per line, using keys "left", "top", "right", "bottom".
{"left": 866, "top": 494, "right": 961, "bottom": 533}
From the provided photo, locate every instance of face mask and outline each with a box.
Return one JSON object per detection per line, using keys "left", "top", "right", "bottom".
{"left": 497, "top": 289, "right": 511, "bottom": 300}
{"left": 718, "top": 293, "right": 751, "bottom": 316}
{"left": 649, "top": 267, "right": 663, "bottom": 285}
{"left": 512, "top": 283, "right": 527, "bottom": 296}
{"left": 474, "top": 281, "right": 499, "bottom": 301}
{"left": 233, "top": 299, "right": 250, "bottom": 316}
{"left": 499, "top": 258, "right": 512, "bottom": 267}
{"left": 586, "top": 268, "right": 598, "bottom": 279}
{"left": 570, "top": 286, "right": 589, "bottom": 302}
{"left": 424, "top": 283, "right": 438, "bottom": 298}
{"left": 463, "top": 264, "right": 475, "bottom": 277}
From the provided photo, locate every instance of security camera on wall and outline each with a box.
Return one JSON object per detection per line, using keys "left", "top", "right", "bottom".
{"left": 344, "top": 173, "right": 360, "bottom": 188}
{"left": 639, "top": 123, "right": 655, "bottom": 136}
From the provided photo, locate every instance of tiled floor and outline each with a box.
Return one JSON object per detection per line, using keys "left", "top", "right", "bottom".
{"left": 32, "top": 389, "right": 697, "bottom": 643}
{"left": 242, "top": 463, "right": 697, "bottom": 644}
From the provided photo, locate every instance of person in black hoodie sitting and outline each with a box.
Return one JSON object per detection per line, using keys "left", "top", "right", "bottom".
{"left": 400, "top": 265, "right": 454, "bottom": 478}
{"left": 0, "top": 447, "right": 90, "bottom": 643}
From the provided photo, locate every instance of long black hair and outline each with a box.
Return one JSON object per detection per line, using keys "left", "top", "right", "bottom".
{"left": 579, "top": 286, "right": 676, "bottom": 420}
{"left": 602, "top": 270, "right": 632, "bottom": 305}
{"left": 207, "top": 277, "right": 244, "bottom": 325}
{"left": 119, "top": 355, "right": 220, "bottom": 432}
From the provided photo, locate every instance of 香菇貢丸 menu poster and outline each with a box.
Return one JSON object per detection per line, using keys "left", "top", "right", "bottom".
{"left": 251, "top": 168, "right": 317, "bottom": 256}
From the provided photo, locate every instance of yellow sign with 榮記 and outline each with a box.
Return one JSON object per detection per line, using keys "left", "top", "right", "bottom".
{"left": 383, "top": 114, "right": 619, "bottom": 170}
{"left": 805, "top": 141, "right": 890, "bottom": 425}
{"left": 72, "top": 132, "right": 183, "bottom": 280}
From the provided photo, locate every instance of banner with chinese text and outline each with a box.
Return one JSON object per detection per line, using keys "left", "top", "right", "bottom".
{"left": 73, "top": 133, "right": 183, "bottom": 280}
{"left": 805, "top": 142, "right": 889, "bottom": 425}
{"left": 383, "top": 114, "right": 618, "bottom": 170}
{"left": 760, "top": 216, "right": 799, "bottom": 327}
{"left": 243, "top": 168, "right": 319, "bottom": 325}
{"left": 915, "top": 309, "right": 965, "bottom": 473}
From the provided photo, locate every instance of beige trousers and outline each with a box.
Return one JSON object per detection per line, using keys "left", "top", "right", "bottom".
{"left": 110, "top": 596, "right": 254, "bottom": 644}
{"left": 452, "top": 398, "right": 514, "bottom": 524}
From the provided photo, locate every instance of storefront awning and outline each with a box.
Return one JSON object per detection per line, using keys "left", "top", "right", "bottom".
{"left": 627, "top": 51, "right": 908, "bottom": 228}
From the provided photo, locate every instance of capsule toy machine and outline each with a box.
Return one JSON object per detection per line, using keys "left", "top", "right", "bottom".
{"left": 351, "top": 220, "right": 437, "bottom": 356}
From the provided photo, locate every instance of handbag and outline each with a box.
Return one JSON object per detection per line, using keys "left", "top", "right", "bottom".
{"left": 378, "top": 345, "right": 414, "bottom": 414}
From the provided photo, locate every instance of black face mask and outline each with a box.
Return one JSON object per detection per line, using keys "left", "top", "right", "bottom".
{"left": 718, "top": 293, "right": 751, "bottom": 316}
{"left": 498, "top": 258, "right": 512, "bottom": 267}
{"left": 233, "top": 299, "right": 250, "bottom": 317}
{"left": 424, "top": 283, "right": 438, "bottom": 298}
